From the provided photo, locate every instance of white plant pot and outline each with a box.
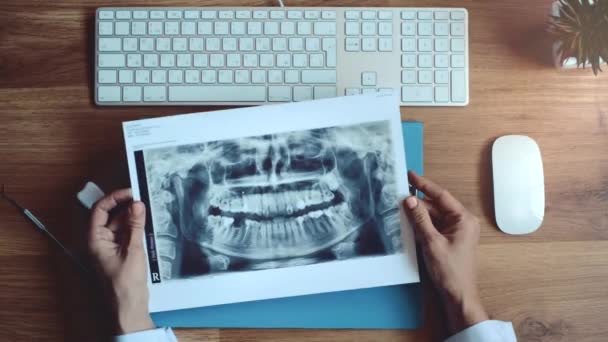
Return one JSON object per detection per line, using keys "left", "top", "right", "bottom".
{"left": 551, "top": 0, "right": 605, "bottom": 69}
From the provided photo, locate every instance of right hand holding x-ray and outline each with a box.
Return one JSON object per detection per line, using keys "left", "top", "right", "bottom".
{"left": 402, "top": 171, "right": 489, "bottom": 334}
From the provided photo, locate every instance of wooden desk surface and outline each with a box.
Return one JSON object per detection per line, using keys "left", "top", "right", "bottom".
{"left": 1, "top": 0, "right": 607, "bottom": 341}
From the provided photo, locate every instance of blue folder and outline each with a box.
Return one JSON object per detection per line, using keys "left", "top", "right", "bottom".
{"left": 152, "top": 121, "right": 424, "bottom": 329}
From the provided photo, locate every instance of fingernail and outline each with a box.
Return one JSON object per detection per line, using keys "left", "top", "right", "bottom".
{"left": 405, "top": 196, "right": 418, "bottom": 209}
{"left": 131, "top": 201, "right": 144, "bottom": 215}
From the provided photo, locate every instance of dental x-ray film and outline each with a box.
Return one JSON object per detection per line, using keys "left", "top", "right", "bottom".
{"left": 124, "top": 94, "right": 419, "bottom": 313}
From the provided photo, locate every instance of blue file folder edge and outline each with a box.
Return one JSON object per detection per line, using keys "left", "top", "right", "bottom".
{"left": 152, "top": 121, "right": 424, "bottom": 329}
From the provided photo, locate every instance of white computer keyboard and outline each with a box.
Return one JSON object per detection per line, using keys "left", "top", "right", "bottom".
{"left": 95, "top": 7, "right": 469, "bottom": 106}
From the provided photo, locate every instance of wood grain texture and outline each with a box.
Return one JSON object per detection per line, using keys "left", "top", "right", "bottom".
{"left": 0, "top": 0, "right": 606, "bottom": 341}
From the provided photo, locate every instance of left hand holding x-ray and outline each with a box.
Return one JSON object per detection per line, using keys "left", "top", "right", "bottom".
{"left": 88, "top": 188, "right": 155, "bottom": 335}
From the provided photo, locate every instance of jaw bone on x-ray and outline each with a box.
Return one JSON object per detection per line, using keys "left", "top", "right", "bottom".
{"left": 143, "top": 120, "right": 403, "bottom": 281}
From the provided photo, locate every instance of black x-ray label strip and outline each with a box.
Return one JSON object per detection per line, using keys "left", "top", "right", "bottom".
{"left": 135, "top": 150, "right": 161, "bottom": 284}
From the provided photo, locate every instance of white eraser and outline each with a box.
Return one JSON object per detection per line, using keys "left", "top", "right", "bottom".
{"left": 77, "top": 182, "right": 105, "bottom": 209}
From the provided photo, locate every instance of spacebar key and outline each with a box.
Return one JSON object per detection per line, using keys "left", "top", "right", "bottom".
{"left": 169, "top": 86, "right": 266, "bottom": 102}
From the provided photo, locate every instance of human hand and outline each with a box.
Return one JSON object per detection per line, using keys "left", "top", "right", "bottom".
{"left": 403, "top": 171, "right": 488, "bottom": 333}
{"left": 88, "top": 188, "right": 155, "bottom": 335}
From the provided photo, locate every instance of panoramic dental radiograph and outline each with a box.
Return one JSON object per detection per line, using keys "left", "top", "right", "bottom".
{"left": 141, "top": 121, "right": 402, "bottom": 281}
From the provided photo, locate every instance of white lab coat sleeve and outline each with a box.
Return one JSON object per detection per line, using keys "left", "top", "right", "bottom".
{"left": 445, "top": 320, "right": 517, "bottom": 342}
{"left": 114, "top": 327, "right": 178, "bottom": 342}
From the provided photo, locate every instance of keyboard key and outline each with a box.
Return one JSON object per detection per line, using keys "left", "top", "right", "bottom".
{"left": 401, "top": 38, "right": 416, "bottom": 52}
{"left": 301, "top": 70, "right": 336, "bottom": 83}
{"left": 98, "top": 54, "right": 125, "bottom": 67}
{"left": 322, "top": 38, "right": 337, "bottom": 66}
{"left": 143, "top": 86, "right": 166, "bottom": 101}
{"left": 182, "top": 22, "right": 196, "bottom": 35}
{"left": 160, "top": 54, "right": 175, "bottom": 67}
{"left": 345, "top": 22, "right": 359, "bottom": 36}
{"left": 293, "top": 86, "right": 313, "bottom": 101}
{"left": 313, "top": 86, "right": 337, "bottom": 99}
{"left": 190, "top": 38, "right": 204, "bottom": 51}
{"left": 219, "top": 10, "right": 234, "bottom": 19}
{"left": 156, "top": 38, "right": 170, "bottom": 51}
{"left": 418, "top": 22, "right": 433, "bottom": 36}
{"left": 253, "top": 10, "right": 268, "bottom": 19}
{"left": 362, "top": 38, "right": 376, "bottom": 51}
{"left": 144, "top": 54, "right": 159, "bottom": 67}
{"left": 272, "top": 37, "right": 287, "bottom": 51}
{"left": 148, "top": 22, "right": 163, "bottom": 35}
{"left": 269, "top": 86, "right": 292, "bottom": 101}
{"left": 345, "top": 38, "right": 360, "bottom": 51}
{"left": 226, "top": 54, "right": 240, "bottom": 67}
{"left": 165, "top": 22, "right": 179, "bottom": 35}
{"left": 152, "top": 70, "right": 166, "bottom": 83}
{"left": 215, "top": 22, "right": 229, "bottom": 35}
{"left": 193, "top": 54, "right": 209, "bottom": 67}
{"left": 136, "top": 70, "right": 150, "bottom": 83}
{"left": 115, "top": 22, "right": 129, "bottom": 35}
{"left": 210, "top": 54, "right": 225, "bottom": 67}
{"left": 119, "top": 70, "right": 134, "bottom": 83}
{"left": 127, "top": 54, "right": 142, "bottom": 67}
{"left": 314, "top": 22, "right": 337, "bottom": 35}
{"left": 218, "top": 70, "right": 233, "bottom": 83}
{"left": 451, "top": 54, "right": 465, "bottom": 68}
{"left": 288, "top": 37, "right": 304, "bottom": 51}
{"left": 379, "top": 22, "right": 392, "bottom": 35}
{"left": 270, "top": 11, "right": 285, "bottom": 19}
{"left": 132, "top": 22, "right": 146, "bottom": 35}
{"left": 378, "top": 38, "right": 392, "bottom": 51}
{"left": 434, "top": 22, "right": 449, "bottom": 36}
{"left": 268, "top": 70, "right": 283, "bottom": 83}
{"left": 401, "top": 54, "right": 416, "bottom": 67}
{"left": 418, "top": 38, "right": 432, "bottom": 51}
{"left": 98, "top": 10, "right": 114, "bottom": 20}
{"left": 401, "top": 11, "right": 416, "bottom": 19}
{"left": 123, "top": 86, "right": 142, "bottom": 101}
{"left": 418, "top": 70, "right": 433, "bottom": 84}
{"left": 281, "top": 22, "right": 296, "bottom": 35}
{"left": 133, "top": 11, "right": 148, "bottom": 19}
{"left": 418, "top": 11, "right": 432, "bottom": 20}
{"left": 435, "top": 54, "right": 449, "bottom": 68}
{"left": 305, "top": 11, "right": 320, "bottom": 19}
{"left": 379, "top": 88, "right": 393, "bottom": 94}
{"left": 285, "top": 70, "right": 299, "bottom": 83}
{"left": 99, "top": 38, "right": 121, "bottom": 51}
{"left": 98, "top": 86, "right": 120, "bottom": 101}
{"left": 202, "top": 10, "right": 216, "bottom": 19}
{"left": 287, "top": 10, "right": 303, "bottom": 19}
{"left": 451, "top": 11, "right": 465, "bottom": 20}
{"left": 168, "top": 86, "right": 266, "bottom": 102}
{"left": 231, "top": 22, "right": 246, "bottom": 35}
{"left": 235, "top": 70, "right": 250, "bottom": 83}
{"left": 309, "top": 54, "right": 323, "bottom": 67}
{"left": 361, "top": 72, "right": 376, "bottom": 86}
{"left": 297, "top": 22, "right": 312, "bottom": 35}
{"left": 451, "top": 70, "right": 466, "bottom": 102}
{"left": 243, "top": 54, "right": 258, "bottom": 67}
{"left": 173, "top": 38, "right": 188, "bottom": 50}
{"left": 185, "top": 10, "right": 199, "bottom": 19}
{"left": 321, "top": 11, "right": 336, "bottom": 19}
{"left": 435, "top": 70, "right": 449, "bottom": 84}
{"left": 206, "top": 38, "right": 220, "bottom": 51}
{"left": 168, "top": 10, "right": 182, "bottom": 19}
{"left": 306, "top": 38, "right": 320, "bottom": 51}
{"left": 223, "top": 38, "right": 237, "bottom": 51}
{"left": 379, "top": 11, "right": 392, "bottom": 20}
{"left": 402, "top": 86, "right": 433, "bottom": 102}
{"left": 264, "top": 22, "right": 279, "bottom": 35}
{"left": 198, "top": 22, "right": 212, "bottom": 35}
{"left": 401, "top": 70, "right": 416, "bottom": 84}
{"left": 345, "top": 11, "right": 360, "bottom": 19}
{"left": 418, "top": 54, "right": 433, "bottom": 68}
{"left": 99, "top": 22, "right": 113, "bottom": 35}
{"left": 202, "top": 70, "right": 216, "bottom": 83}
{"left": 98, "top": 70, "right": 116, "bottom": 83}
{"left": 451, "top": 22, "right": 465, "bottom": 36}
{"left": 260, "top": 54, "right": 274, "bottom": 67}
{"left": 362, "top": 11, "right": 376, "bottom": 19}
{"left": 256, "top": 37, "right": 270, "bottom": 51}
{"left": 434, "top": 11, "right": 449, "bottom": 20}
{"left": 236, "top": 10, "right": 251, "bottom": 19}
{"left": 435, "top": 39, "right": 449, "bottom": 52}
{"left": 150, "top": 11, "right": 165, "bottom": 19}
{"left": 362, "top": 22, "right": 376, "bottom": 35}
{"left": 345, "top": 88, "right": 360, "bottom": 96}
{"left": 451, "top": 38, "right": 466, "bottom": 52}
{"left": 177, "top": 54, "right": 192, "bottom": 67}
{"left": 362, "top": 88, "right": 377, "bottom": 94}
{"left": 248, "top": 22, "right": 263, "bottom": 35}
{"left": 240, "top": 37, "right": 254, "bottom": 51}
{"left": 402, "top": 22, "right": 416, "bottom": 35}
{"left": 169, "top": 70, "right": 184, "bottom": 83}
{"left": 293, "top": 53, "right": 307, "bottom": 67}
{"left": 252, "top": 70, "right": 266, "bottom": 83}
{"left": 435, "top": 86, "right": 449, "bottom": 102}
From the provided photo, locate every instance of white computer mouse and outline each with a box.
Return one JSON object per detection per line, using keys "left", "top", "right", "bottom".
{"left": 492, "top": 135, "right": 545, "bottom": 235}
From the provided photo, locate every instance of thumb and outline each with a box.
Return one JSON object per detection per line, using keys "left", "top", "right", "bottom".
{"left": 403, "top": 196, "right": 440, "bottom": 244}
{"left": 127, "top": 201, "right": 146, "bottom": 249}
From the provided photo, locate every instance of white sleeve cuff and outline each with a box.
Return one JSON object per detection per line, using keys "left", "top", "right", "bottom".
{"left": 445, "top": 320, "right": 517, "bottom": 342}
{"left": 114, "top": 327, "right": 178, "bottom": 342}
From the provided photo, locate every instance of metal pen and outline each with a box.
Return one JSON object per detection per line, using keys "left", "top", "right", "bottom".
{"left": 1, "top": 184, "right": 90, "bottom": 275}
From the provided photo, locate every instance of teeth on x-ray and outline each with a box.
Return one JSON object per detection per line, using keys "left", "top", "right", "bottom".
{"left": 143, "top": 120, "right": 401, "bottom": 281}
